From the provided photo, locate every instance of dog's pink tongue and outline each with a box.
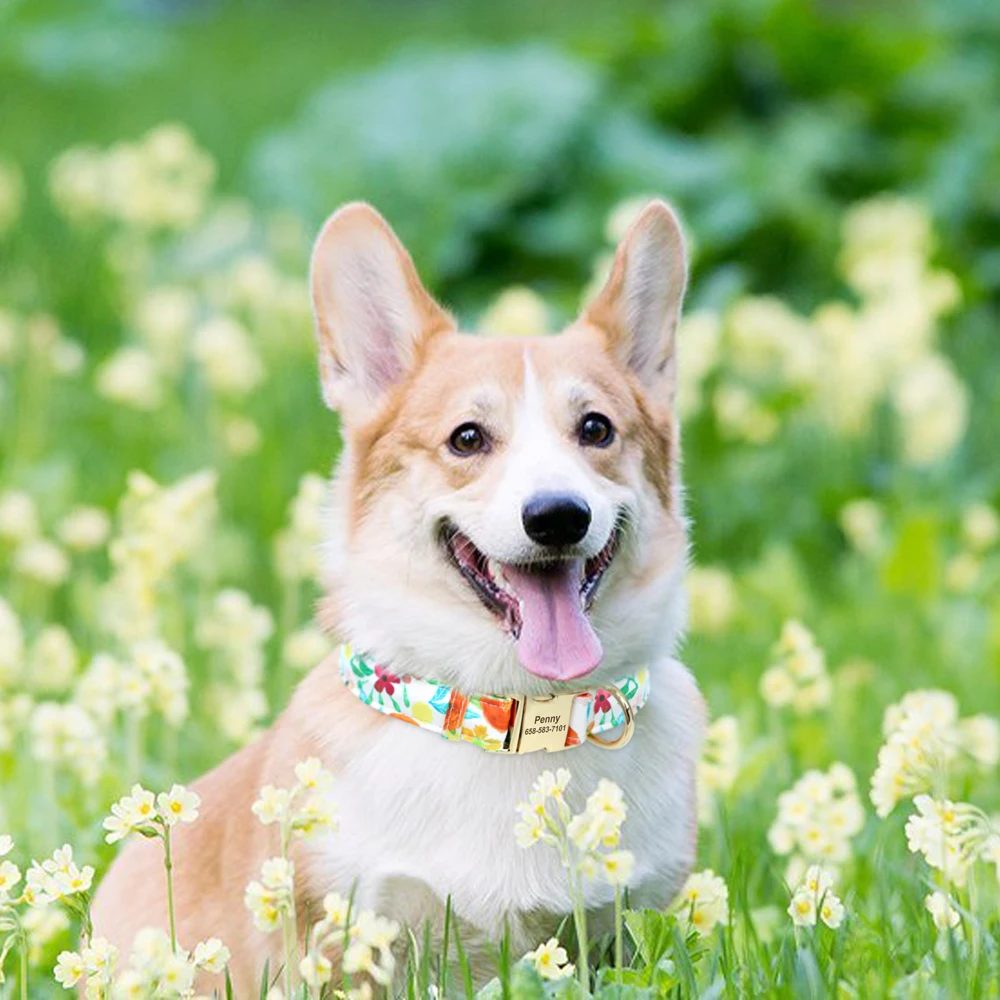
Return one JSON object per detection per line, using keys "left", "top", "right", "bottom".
{"left": 504, "top": 561, "right": 603, "bottom": 681}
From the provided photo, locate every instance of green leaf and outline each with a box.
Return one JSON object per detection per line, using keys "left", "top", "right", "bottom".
{"left": 624, "top": 909, "right": 674, "bottom": 970}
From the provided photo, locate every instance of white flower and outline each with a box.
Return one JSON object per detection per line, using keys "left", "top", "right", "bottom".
{"left": 904, "top": 795, "right": 988, "bottom": 887}
{"left": 53, "top": 950, "right": 86, "bottom": 988}
{"left": 961, "top": 504, "right": 999, "bottom": 552}
{"left": 282, "top": 625, "right": 333, "bottom": 671}
{"left": 601, "top": 849, "right": 635, "bottom": 886}
{"left": 95, "top": 346, "right": 164, "bottom": 410}
{"left": 103, "top": 784, "right": 158, "bottom": 843}
{"left": 30, "top": 702, "right": 106, "bottom": 787}
{"left": 514, "top": 807, "right": 546, "bottom": 849}
{"left": 787, "top": 865, "right": 845, "bottom": 929}
{"left": 13, "top": 538, "right": 70, "bottom": 586}
{"left": 925, "top": 891, "right": 961, "bottom": 931}
{"left": 57, "top": 506, "right": 111, "bottom": 552}
{"left": 892, "top": 354, "right": 968, "bottom": 466}
{"left": 686, "top": 566, "right": 739, "bottom": 635}
{"left": 870, "top": 689, "right": 987, "bottom": 817}
{"left": 157, "top": 784, "right": 201, "bottom": 826}
{"left": 675, "top": 869, "right": 729, "bottom": 936}
{"left": 524, "top": 937, "right": 574, "bottom": 980}
{"left": 273, "top": 474, "right": 326, "bottom": 584}
{"left": 0, "top": 858, "right": 22, "bottom": 899}
{"left": 0, "top": 597, "right": 25, "bottom": 688}
{"left": 0, "top": 834, "right": 12, "bottom": 857}
{"left": 787, "top": 888, "right": 817, "bottom": 927}
{"left": 29, "top": 625, "right": 79, "bottom": 694}
{"left": 252, "top": 785, "right": 291, "bottom": 826}
{"left": 193, "top": 937, "right": 230, "bottom": 973}
{"left": 0, "top": 490, "right": 39, "bottom": 542}
{"left": 300, "top": 952, "right": 333, "bottom": 988}
{"left": 760, "top": 621, "right": 830, "bottom": 715}
{"left": 958, "top": 715, "right": 1000, "bottom": 769}
{"left": 839, "top": 499, "right": 885, "bottom": 557}
{"left": 769, "top": 765, "right": 864, "bottom": 876}
{"left": 191, "top": 316, "right": 265, "bottom": 396}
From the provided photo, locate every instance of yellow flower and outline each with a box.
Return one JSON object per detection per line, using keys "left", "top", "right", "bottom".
{"left": 524, "top": 937, "right": 574, "bottom": 980}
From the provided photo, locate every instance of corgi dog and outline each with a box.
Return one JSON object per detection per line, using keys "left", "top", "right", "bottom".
{"left": 92, "top": 199, "right": 706, "bottom": 992}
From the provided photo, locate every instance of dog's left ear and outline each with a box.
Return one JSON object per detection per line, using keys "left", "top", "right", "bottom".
{"left": 310, "top": 202, "right": 453, "bottom": 421}
{"left": 582, "top": 199, "right": 688, "bottom": 399}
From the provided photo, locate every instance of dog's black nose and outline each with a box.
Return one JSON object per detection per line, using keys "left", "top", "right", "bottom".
{"left": 522, "top": 492, "right": 592, "bottom": 547}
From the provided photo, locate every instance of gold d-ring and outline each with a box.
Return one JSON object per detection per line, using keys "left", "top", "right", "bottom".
{"left": 586, "top": 685, "right": 635, "bottom": 750}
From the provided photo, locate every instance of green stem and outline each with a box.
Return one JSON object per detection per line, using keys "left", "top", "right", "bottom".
{"left": 614, "top": 884, "right": 623, "bottom": 972}
{"left": 19, "top": 931, "right": 27, "bottom": 1000}
{"left": 571, "top": 870, "right": 590, "bottom": 992}
{"left": 280, "top": 825, "right": 298, "bottom": 997}
{"left": 162, "top": 826, "right": 177, "bottom": 953}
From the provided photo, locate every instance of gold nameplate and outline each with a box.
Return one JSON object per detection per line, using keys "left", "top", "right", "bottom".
{"left": 505, "top": 693, "right": 577, "bottom": 754}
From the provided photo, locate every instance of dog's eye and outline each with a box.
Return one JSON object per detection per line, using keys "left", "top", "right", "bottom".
{"left": 448, "top": 422, "right": 489, "bottom": 456}
{"left": 579, "top": 412, "right": 615, "bottom": 448}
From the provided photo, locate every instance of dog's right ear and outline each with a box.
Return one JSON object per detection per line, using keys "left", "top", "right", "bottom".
{"left": 310, "top": 203, "right": 453, "bottom": 421}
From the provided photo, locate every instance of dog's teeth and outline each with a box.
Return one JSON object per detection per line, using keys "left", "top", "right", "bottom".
{"left": 487, "top": 558, "right": 503, "bottom": 582}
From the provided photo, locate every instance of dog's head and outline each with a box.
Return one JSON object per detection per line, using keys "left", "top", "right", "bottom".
{"left": 311, "top": 201, "right": 689, "bottom": 694}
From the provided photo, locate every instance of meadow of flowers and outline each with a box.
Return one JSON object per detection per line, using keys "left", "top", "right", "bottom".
{"left": 2, "top": 13, "right": 1000, "bottom": 993}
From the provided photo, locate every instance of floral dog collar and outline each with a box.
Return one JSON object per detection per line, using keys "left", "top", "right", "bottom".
{"left": 337, "top": 644, "right": 649, "bottom": 754}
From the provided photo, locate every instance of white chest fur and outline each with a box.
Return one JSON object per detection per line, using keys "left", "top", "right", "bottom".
{"left": 306, "top": 658, "right": 704, "bottom": 939}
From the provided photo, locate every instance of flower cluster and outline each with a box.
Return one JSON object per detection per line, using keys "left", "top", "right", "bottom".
{"left": 250, "top": 757, "right": 338, "bottom": 845}
{"left": 299, "top": 891, "right": 400, "bottom": 997}
{"left": 672, "top": 869, "right": 729, "bottom": 937}
{"left": 245, "top": 857, "right": 296, "bottom": 934}
{"left": 595, "top": 195, "right": 967, "bottom": 465}
{"left": 273, "top": 473, "right": 327, "bottom": 586}
{"left": 870, "top": 689, "right": 999, "bottom": 818}
{"left": 55, "top": 928, "right": 230, "bottom": 997}
{"left": 29, "top": 702, "right": 107, "bottom": 788}
{"left": 75, "top": 640, "right": 189, "bottom": 729}
{"left": 787, "top": 865, "right": 845, "bottom": 929}
{"left": 103, "top": 783, "right": 201, "bottom": 844}
{"left": 759, "top": 620, "right": 831, "bottom": 715}
{"left": 197, "top": 588, "right": 274, "bottom": 744}
{"left": 515, "top": 771, "right": 634, "bottom": 989}
{"left": 768, "top": 764, "right": 865, "bottom": 885}
{"left": 102, "top": 469, "right": 217, "bottom": 646}
{"left": 0, "top": 489, "right": 74, "bottom": 590}
{"left": 904, "top": 795, "right": 998, "bottom": 888}
{"left": 247, "top": 759, "right": 337, "bottom": 993}
{"left": 516, "top": 770, "right": 634, "bottom": 886}
{"left": 49, "top": 124, "right": 216, "bottom": 233}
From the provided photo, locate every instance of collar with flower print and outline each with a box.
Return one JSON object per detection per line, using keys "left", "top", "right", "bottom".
{"left": 336, "top": 644, "right": 649, "bottom": 754}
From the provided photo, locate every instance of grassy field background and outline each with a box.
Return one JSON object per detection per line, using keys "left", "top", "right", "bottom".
{"left": 1, "top": 0, "right": 999, "bottom": 995}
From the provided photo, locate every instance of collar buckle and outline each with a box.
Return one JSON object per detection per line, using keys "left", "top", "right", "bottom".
{"left": 504, "top": 692, "right": 577, "bottom": 754}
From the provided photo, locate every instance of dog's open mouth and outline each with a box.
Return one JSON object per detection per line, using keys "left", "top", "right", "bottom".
{"left": 440, "top": 524, "right": 621, "bottom": 681}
